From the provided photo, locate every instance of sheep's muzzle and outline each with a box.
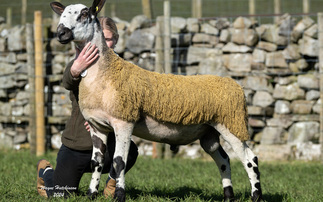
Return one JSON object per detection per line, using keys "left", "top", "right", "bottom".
{"left": 57, "top": 24, "right": 74, "bottom": 44}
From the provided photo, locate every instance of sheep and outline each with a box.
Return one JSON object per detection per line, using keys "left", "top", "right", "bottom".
{"left": 50, "top": 0, "right": 263, "bottom": 201}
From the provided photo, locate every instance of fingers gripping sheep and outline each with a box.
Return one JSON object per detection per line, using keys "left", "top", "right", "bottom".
{"left": 50, "top": 0, "right": 263, "bottom": 201}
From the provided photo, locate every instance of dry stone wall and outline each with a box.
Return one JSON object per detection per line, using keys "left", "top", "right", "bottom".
{"left": 0, "top": 14, "right": 321, "bottom": 160}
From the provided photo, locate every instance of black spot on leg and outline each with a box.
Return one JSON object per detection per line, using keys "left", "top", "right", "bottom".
{"left": 218, "top": 146, "right": 229, "bottom": 159}
{"left": 253, "top": 156, "right": 258, "bottom": 165}
{"left": 221, "top": 165, "right": 226, "bottom": 172}
{"left": 253, "top": 166, "right": 260, "bottom": 180}
{"left": 91, "top": 152, "right": 105, "bottom": 172}
{"left": 113, "top": 156, "right": 126, "bottom": 179}
{"left": 91, "top": 160, "right": 99, "bottom": 172}
{"left": 92, "top": 135, "right": 107, "bottom": 154}
{"left": 247, "top": 162, "right": 252, "bottom": 168}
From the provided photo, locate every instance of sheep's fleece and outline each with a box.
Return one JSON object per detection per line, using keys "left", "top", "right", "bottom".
{"left": 79, "top": 48, "right": 249, "bottom": 141}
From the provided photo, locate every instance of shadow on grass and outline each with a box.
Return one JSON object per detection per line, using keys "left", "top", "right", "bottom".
{"left": 127, "top": 186, "right": 227, "bottom": 201}
{"left": 126, "top": 186, "right": 287, "bottom": 202}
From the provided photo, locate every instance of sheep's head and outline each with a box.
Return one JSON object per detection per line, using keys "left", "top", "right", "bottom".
{"left": 50, "top": 0, "right": 106, "bottom": 45}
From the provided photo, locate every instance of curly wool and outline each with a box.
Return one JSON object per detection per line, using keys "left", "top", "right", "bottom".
{"left": 96, "top": 49, "right": 249, "bottom": 141}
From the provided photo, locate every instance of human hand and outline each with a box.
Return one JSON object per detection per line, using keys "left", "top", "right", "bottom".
{"left": 84, "top": 121, "right": 90, "bottom": 132}
{"left": 70, "top": 42, "right": 99, "bottom": 78}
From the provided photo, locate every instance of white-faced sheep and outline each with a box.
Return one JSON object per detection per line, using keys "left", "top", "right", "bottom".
{"left": 50, "top": 0, "right": 263, "bottom": 201}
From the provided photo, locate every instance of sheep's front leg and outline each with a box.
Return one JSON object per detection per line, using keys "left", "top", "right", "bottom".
{"left": 87, "top": 126, "right": 108, "bottom": 199}
{"left": 110, "top": 121, "right": 134, "bottom": 202}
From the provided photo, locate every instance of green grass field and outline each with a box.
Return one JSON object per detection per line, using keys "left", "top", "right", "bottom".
{"left": 0, "top": 149, "right": 322, "bottom": 201}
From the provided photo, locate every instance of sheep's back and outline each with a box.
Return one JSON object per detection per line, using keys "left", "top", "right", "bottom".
{"left": 106, "top": 57, "right": 249, "bottom": 141}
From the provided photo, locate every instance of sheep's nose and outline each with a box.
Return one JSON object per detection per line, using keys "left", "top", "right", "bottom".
{"left": 56, "top": 24, "right": 74, "bottom": 44}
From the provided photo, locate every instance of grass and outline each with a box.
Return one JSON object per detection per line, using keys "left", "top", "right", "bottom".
{"left": 0, "top": 149, "right": 323, "bottom": 201}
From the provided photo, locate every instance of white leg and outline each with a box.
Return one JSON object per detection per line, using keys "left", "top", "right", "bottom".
{"left": 200, "top": 131, "right": 235, "bottom": 201}
{"left": 215, "top": 124, "right": 263, "bottom": 202}
{"left": 110, "top": 120, "right": 134, "bottom": 202}
{"left": 87, "top": 126, "right": 108, "bottom": 199}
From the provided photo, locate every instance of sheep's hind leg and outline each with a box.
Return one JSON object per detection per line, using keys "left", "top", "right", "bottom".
{"left": 110, "top": 121, "right": 133, "bottom": 202}
{"left": 87, "top": 127, "right": 108, "bottom": 199}
{"left": 200, "top": 131, "right": 235, "bottom": 202}
{"left": 215, "top": 124, "right": 263, "bottom": 202}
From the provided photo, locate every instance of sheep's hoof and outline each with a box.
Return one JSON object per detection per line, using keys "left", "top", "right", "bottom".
{"left": 223, "top": 186, "right": 235, "bottom": 202}
{"left": 86, "top": 189, "right": 98, "bottom": 200}
{"left": 114, "top": 187, "right": 126, "bottom": 202}
{"left": 251, "top": 190, "right": 263, "bottom": 202}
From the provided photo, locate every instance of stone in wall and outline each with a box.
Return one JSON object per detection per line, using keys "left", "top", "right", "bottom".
{"left": 304, "top": 24, "right": 318, "bottom": 39}
{"left": 233, "top": 17, "right": 253, "bottom": 29}
{"left": 252, "top": 48, "right": 266, "bottom": 63}
{"left": 290, "top": 100, "right": 314, "bottom": 114}
{"left": 231, "top": 28, "right": 258, "bottom": 47}
{"left": 277, "top": 13, "right": 296, "bottom": 37}
{"left": 211, "top": 18, "right": 230, "bottom": 30}
{"left": 312, "top": 99, "right": 321, "bottom": 114}
{"left": 201, "top": 22, "right": 219, "bottom": 35}
{"left": 186, "top": 18, "right": 199, "bottom": 33}
{"left": 197, "top": 50, "right": 228, "bottom": 76}
{"left": 260, "top": 126, "right": 288, "bottom": 145}
{"left": 256, "top": 41, "right": 277, "bottom": 52}
{"left": 8, "top": 25, "right": 25, "bottom": 51}
{"left": 274, "top": 100, "right": 291, "bottom": 114}
{"left": 265, "top": 51, "right": 288, "bottom": 68}
{"left": 186, "top": 46, "right": 215, "bottom": 64}
{"left": 219, "top": 29, "right": 230, "bottom": 43}
{"left": 298, "top": 35, "right": 318, "bottom": 57}
{"left": 288, "top": 121, "right": 319, "bottom": 144}
{"left": 306, "top": 90, "right": 320, "bottom": 101}
{"left": 126, "top": 28, "right": 155, "bottom": 54}
{"left": 267, "top": 117, "right": 293, "bottom": 129}
{"left": 282, "top": 43, "right": 301, "bottom": 60}
{"left": 222, "top": 53, "right": 252, "bottom": 72}
{"left": 262, "top": 24, "right": 288, "bottom": 46}
{"left": 171, "top": 17, "right": 187, "bottom": 33}
{"left": 273, "top": 83, "right": 305, "bottom": 100}
{"left": 192, "top": 33, "right": 218, "bottom": 46}
{"left": 222, "top": 42, "right": 252, "bottom": 53}
{"left": 297, "top": 74, "right": 319, "bottom": 90}
{"left": 292, "top": 16, "right": 314, "bottom": 41}
{"left": 242, "top": 76, "right": 272, "bottom": 92}
{"left": 128, "top": 15, "right": 151, "bottom": 33}
{"left": 252, "top": 91, "right": 274, "bottom": 108}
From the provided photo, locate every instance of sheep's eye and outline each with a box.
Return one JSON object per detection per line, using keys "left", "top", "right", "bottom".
{"left": 77, "top": 8, "right": 89, "bottom": 21}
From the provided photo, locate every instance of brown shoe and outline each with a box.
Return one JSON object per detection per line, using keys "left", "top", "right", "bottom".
{"left": 37, "top": 159, "right": 52, "bottom": 198}
{"left": 103, "top": 178, "right": 116, "bottom": 198}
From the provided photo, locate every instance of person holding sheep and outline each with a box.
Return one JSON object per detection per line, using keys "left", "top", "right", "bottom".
{"left": 36, "top": 17, "right": 138, "bottom": 199}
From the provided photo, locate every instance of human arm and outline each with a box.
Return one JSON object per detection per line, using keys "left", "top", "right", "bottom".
{"left": 62, "top": 43, "right": 99, "bottom": 90}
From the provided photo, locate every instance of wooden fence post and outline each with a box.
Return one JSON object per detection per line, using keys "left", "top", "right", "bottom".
{"left": 303, "top": 0, "right": 310, "bottom": 14}
{"left": 163, "top": 0, "right": 171, "bottom": 74}
{"left": 318, "top": 13, "right": 323, "bottom": 162}
{"left": 142, "top": 0, "right": 153, "bottom": 19}
{"left": 249, "top": 0, "right": 255, "bottom": 23}
{"left": 192, "top": 0, "right": 202, "bottom": 18}
{"left": 6, "top": 7, "right": 12, "bottom": 27}
{"left": 274, "top": 0, "right": 281, "bottom": 23}
{"left": 27, "top": 23, "right": 36, "bottom": 155}
{"left": 21, "top": 0, "right": 27, "bottom": 25}
{"left": 34, "top": 11, "right": 45, "bottom": 156}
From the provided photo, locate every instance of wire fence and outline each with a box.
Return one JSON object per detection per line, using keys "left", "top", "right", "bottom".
{"left": 3, "top": 0, "right": 323, "bottom": 25}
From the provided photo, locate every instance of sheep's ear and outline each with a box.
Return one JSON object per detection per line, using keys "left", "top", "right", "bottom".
{"left": 50, "top": 2, "right": 65, "bottom": 16}
{"left": 90, "top": 0, "right": 106, "bottom": 17}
